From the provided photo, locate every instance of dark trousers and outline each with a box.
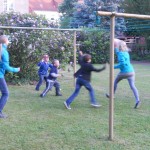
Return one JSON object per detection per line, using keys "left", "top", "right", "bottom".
{"left": 41, "top": 79, "right": 61, "bottom": 97}
{"left": 35, "top": 74, "right": 47, "bottom": 90}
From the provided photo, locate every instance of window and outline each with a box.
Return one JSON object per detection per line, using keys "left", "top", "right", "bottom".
{"left": 3, "top": 0, "right": 14, "bottom": 12}
{"left": 3, "top": 0, "right": 8, "bottom": 11}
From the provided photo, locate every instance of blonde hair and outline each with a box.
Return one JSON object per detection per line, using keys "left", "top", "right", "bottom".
{"left": 119, "top": 41, "right": 129, "bottom": 52}
{"left": 0, "top": 35, "right": 8, "bottom": 61}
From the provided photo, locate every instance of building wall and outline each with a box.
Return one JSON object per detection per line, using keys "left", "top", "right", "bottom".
{"left": 0, "top": 0, "right": 29, "bottom": 13}
{"left": 14, "top": 0, "right": 29, "bottom": 13}
{"left": 0, "top": 0, "right": 4, "bottom": 12}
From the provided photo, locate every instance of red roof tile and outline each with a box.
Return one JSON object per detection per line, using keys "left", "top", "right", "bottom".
{"left": 29, "top": 0, "right": 84, "bottom": 12}
{"left": 29, "top": 0, "right": 63, "bottom": 12}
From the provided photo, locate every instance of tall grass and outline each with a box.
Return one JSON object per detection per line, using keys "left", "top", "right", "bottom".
{"left": 0, "top": 63, "right": 150, "bottom": 150}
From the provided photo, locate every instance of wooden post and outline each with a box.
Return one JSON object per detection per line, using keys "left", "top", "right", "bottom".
{"left": 97, "top": 11, "right": 150, "bottom": 141}
{"left": 73, "top": 31, "right": 77, "bottom": 86}
{"left": 109, "top": 14, "right": 115, "bottom": 141}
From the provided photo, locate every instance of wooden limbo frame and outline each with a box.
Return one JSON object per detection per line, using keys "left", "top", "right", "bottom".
{"left": 1, "top": 11, "right": 150, "bottom": 141}
{"left": 97, "top": 11, "right": 150, "bottom": 141}
{"left": 0, "top": 26, "right": 80, "bottom": 86}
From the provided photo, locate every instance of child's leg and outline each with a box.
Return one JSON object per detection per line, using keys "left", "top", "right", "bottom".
{"left": 54, "top": 81, "right": 62, "bottom": 96}
{"left": 35, "top": 75, "right": 44, "bottom": 90}
{"left": 114, "top": 73, "right": 124, "bottom": 94}
{"left": 106, "top": 73, "right": 126, "bottom": 98}
{"left": 40, "top": 80, "right": 54, "bottom": 97}
{"left": 66, "top": 79, "right": 81, "bottom": 105}
{"left": 127, "top": 75, "right": 140, "bottom": 103}
{"left": 84, "top": 82, "right": 97, "bottom": 104}
{"left": 44, "top": 75, "right": 48, "bottom": 87}
{"left": 0, "top": 78, "right": 9, "bottom": 113}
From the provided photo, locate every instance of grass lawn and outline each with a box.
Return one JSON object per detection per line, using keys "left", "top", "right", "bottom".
{"left": 0, "top": 63, "right": 150, "bottom": 150}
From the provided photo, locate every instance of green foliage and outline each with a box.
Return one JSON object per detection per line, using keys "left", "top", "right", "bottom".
{"left": 77, "top": 30, "right": 110, "bottom": 63}
{"left": 122, "top": 0, "right": 150, "bottom": 15}
{"left": 122, "top": 0, "right": 150, "bottom": 36}
{"left": 0, "top": 12, "right": 74, "bottom": 82}
{"left": 59, "top": 0, "right": 78, "bottom": 28}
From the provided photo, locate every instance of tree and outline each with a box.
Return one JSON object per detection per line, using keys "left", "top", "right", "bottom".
{"left": 69, "top": 0, "right": 103, "bottom": 28}
{"left": 60, "top": 0, "right": 126, "bottom": 36}
{"left": 58, "top": 0, "right": 78, "bottom": 28}
{"left": 122, "top": 0, "right": 150, "bottom": 15}
{"left": 122, "top": 0, "right": 150, "bottom": 35}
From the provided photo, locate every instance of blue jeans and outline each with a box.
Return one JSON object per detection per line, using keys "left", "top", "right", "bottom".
{"left": 35, "top": 74, "right": 47, "bottom": 90}
{"left": 66, "top": 78, "right": 97, "bottom": 105}
{"left": 0, "top": 78, "right": 9, "bottom": 113}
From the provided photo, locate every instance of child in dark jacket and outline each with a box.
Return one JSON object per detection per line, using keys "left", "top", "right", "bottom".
{"left": 64, "top": 54, "right": 106, "bottom": 109}
{"left": 40, "top": 59, "right": 62, "bottom": 97}
{"left": 35, "top": 54, "right": 52, "bottom": 91}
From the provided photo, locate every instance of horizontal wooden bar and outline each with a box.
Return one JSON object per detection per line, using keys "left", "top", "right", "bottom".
{"left": 0, "top": 26, "right": 82, "bottom": 31}
{"left": 97, "top": 11, "right": 150, "bottom": 20}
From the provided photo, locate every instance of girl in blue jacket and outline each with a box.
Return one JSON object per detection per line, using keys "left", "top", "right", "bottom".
{"left": 106, "top": 40, "right": 141, "bottom": 109}
{"left": 0, "top": 35, "right": 20, "bottom": 118}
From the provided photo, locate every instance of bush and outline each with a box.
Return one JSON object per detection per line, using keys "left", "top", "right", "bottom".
{"left": 77, "top": 30, "right": 110, "bottom": 64}
{"left": 0, "top": 12, "right": 74, "bottom": 83}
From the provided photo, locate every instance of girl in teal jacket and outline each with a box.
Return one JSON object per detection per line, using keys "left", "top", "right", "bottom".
{"left": 106, "top": 40, "right": 141, "bottom": 109}
{"left": 0, "top": 35, "right": 20, "bottom": 118}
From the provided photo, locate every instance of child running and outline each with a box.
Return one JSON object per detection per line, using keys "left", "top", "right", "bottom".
{"left": 106, "top": 40, "right": 141, "bottom": 109}
{"left": 40, "top": 59, "right": 62, "bottom": 97}
{"left": 64, "top": 54, "right": 106, "bottom": 109}
{"left": 0, "top": 35, "right": 20, "bottom": 118}
{"left": 35, "top": 54, "right": 52, "bottom": 91}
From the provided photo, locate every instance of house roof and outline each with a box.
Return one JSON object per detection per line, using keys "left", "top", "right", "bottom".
{"left": 29, "top": 0, "right": 84, "bottom": 12}
{"left": 29, "top": 0, "right": 63, "bottom": 12}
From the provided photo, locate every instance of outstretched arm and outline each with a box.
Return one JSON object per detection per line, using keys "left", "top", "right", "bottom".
{"left": 91, "top": 64, "right": 106, "bottom": 72}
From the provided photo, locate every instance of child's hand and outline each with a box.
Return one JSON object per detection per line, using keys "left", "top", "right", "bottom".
{"left": 58, "top": 74, "right": 62, "bottom": 77}
{"left": 18, "top": 67, "right": 21, "bottom": 72}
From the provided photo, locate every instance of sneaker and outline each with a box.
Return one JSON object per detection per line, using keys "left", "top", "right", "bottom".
{"left": 91, "top": 103, "right": 101, "bottom": 108}
{"left": 35, "top": 88, "right": 39, "bottom": 91}
{"left": 56, "top": 93, "right": 62, "bottom": 96}
{"left": 64, "top": 101, "right": 71, "bottom": 110}
{"left": 105, "top": 93, "right": 115, "bottom": 99}
{"left": 0, "top": 112, "right": 8, "bottom": 119}
{"left": 40, "top": 94, "right": 44, "bottom": 98}
{"left": 134, "top": 101, "right": 141, "bottom": 109}
{"left": 106, "top": 93, "right": 110, "bottom": 98}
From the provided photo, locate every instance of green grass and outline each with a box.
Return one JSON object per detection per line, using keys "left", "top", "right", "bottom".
{"left": 0, "top": 63, "right": 150, "bottom": 150}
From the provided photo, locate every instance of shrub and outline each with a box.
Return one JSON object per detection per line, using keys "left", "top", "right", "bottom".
{"left": 0, "top": 12, "right": 74, "bottom": 83}
{"left": 77, "top": 30, "right": 110, "bottom": 64}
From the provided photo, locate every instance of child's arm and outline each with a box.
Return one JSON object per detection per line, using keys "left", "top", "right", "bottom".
{"left": 114, "top": 53, "right": 126, "bottom": 69}
{"left": 49, "top": 63, "right": 53, "bottom": 68}
{"left": 50, "top": 73, "right": 61, "bottom": 77}
{"left": 37, "top": 61, "right": 42, "bottom": 66}
{"left": 90, "top": 64, "right": 106, "bottom": 72}
{"left": 74, "top": 68, "right": 81, "bottom": 78}
{"left": 2, "top": 50, "right": 20, "bottom": 72}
